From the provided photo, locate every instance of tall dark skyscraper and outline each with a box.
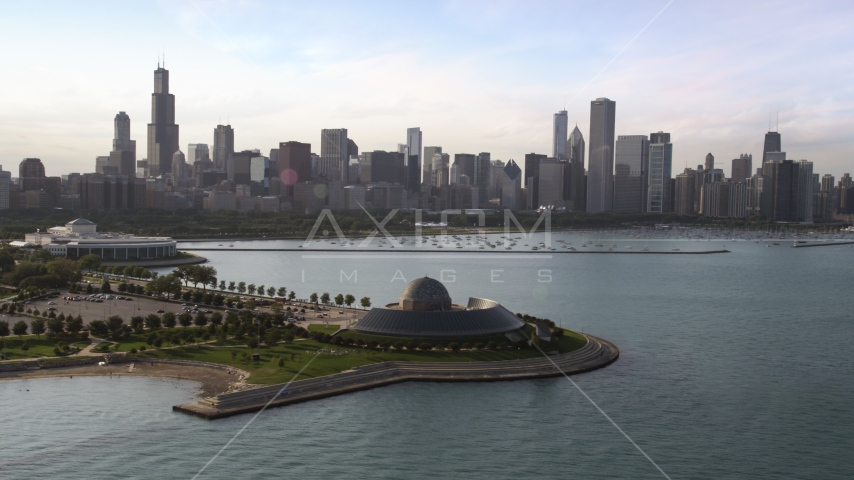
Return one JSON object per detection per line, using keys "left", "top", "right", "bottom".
{"left": 406, "top": 127, "right": 422, "bottom": 190}
{"left": 474, "top": 152, "right": 491, "bottom": 206}
{"left": 112, "top": 111, "right": 136, "bottom": 157}
{"left": 762, "top": 131, "right": 782, "bottom": 164}
{"left": 19, "top": 158, "right": 46, "bottom": 191}
{"left": 647, "top": 132, "right": 673, "bottom": 213}
{"left": 146, "top": 64, "right": 179, "bottom": 177}
{"left": 213, "top": 125, "right": 234, "bottom": 171}
{"left": 731, "top": 154, "right": 753, "bottom": 182}
{"left": 587, "top": 97, "right": 616, "bottom": 212}
{"left": 566, "top": 126, "right": 586, "bottom": 211}
{"left": 705, "top": 153, "right": 714, "bottom": 171}
{"left": 278, "top": 141, "right": 312, "bottom": 187}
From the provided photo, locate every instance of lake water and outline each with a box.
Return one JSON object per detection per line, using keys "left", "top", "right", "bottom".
{"left": 2, "top": 231, "right": 853, "bottom": 479}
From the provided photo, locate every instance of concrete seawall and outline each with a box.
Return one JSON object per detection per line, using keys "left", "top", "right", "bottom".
{"left": 180, "top": 247, "right": 727, "bottom": 255}
{"left": 173, "top": 334, "right": 619, "bottom": 420}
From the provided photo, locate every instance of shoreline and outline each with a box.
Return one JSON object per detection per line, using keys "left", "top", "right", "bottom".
{"left": 0, "top": 361, "right": 246, "bottom": 398}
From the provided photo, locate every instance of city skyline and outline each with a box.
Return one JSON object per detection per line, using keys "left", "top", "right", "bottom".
{"left": 1, "top": 1, "right": 853, "bottom": 179}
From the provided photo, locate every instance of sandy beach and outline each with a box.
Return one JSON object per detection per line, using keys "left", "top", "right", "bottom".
{"left": 0, "top": 362, "right": 245, "bottom": 397}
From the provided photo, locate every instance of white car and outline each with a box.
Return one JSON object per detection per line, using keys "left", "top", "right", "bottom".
{"left": 48, "top": 301, "right": 56, "bottom": 305}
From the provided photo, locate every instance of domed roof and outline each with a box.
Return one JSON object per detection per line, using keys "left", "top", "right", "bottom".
{"left": 399, "top": 277, "right": 452, "bottom": 311}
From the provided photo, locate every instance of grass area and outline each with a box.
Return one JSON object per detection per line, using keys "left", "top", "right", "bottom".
{"left": 308, "top": 324, "right": 341, "bottom": 334}
{"left": 338, "top": 323, "right": 537, "bottom": 348}
{"left": 133, "top": 326, "right": 588, "bottom": 385}
{"left": 0, "top": 334, "right": 90, "bottom": 360}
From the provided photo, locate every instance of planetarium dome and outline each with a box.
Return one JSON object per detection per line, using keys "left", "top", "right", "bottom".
{"left": 399, "top": 277, "right": 452, "bottom": 311}
{"left": 352, "top": 277, "right": 525, "bottom": 338}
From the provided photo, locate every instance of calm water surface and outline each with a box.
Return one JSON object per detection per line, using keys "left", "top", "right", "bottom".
{"left": 2, "top": 233, "right": 852, "bottom": 479}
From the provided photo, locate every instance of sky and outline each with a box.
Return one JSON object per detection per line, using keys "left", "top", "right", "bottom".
{"left": 1, "top": 0, "right": 853, "bottom": 180}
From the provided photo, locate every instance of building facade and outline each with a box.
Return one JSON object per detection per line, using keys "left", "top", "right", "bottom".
{"left": 586, "top": 98, "right": 616, "bottom": 212}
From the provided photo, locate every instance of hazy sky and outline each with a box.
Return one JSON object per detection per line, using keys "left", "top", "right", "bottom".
{"left": 1, "top": 0, "right": 853, "bottom": 180}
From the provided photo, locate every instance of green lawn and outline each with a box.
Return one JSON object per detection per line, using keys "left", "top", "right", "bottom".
{"left": 338, "top": 323, "right": 538, "bottom": 348}
{"left": 308, "top": 324, "right": 341, "bottom": 334}
{"left": 0, "top": 334, "right": 90, "bottom": 360}
{"left": 133, "top": 326, "right": 588, "bottom": 385}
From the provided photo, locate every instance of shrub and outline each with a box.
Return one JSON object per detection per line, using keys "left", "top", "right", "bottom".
{"left": 418, "top": 343, "right": 433, "bottom": 351}
{"left": 448, "top": 342, "right": 461, "bottom": 353}
{"left": 461, "top": 343, "right": 472, "bottom": 350}
{"left": 473, "top": 343, "right": 485, "bottom": 350}
{"left": 407, "top": 342, "right": 418, "bottom": 351}
{"left": 486, "top": 341, "right": 498, "bottom": 351}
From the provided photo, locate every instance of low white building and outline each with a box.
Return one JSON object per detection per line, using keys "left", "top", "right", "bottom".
{"left": 25, "top": 218, "right": 177, "bottom": 261}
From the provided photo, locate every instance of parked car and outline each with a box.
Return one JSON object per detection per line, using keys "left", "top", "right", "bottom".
{"left": 48, "top": 301, "right": 56, "bottom": 305}
{"left": 156, "top": 309, "right": 165, "bottom": 314}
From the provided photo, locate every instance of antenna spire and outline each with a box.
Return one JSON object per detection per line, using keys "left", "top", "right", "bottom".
{"left": 776, "top": 111, "right": 778, "bottom": 132}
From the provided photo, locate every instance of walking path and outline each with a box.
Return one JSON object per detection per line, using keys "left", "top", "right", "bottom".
{"left": 174, "top": 334, "right": 619, "bottom": 420}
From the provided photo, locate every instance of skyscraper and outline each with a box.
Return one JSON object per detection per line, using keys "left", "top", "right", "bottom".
{"left": 586, "top": 98, "right": 616, "bottom": 212}
{"left": 566, "top": 126, "right": 586, "bottom": 211}
{"left": 213, "top": 125, "right": 234, "bottom": 171}
{"left": 731, "top": 154, "right": 752, "bottom": 182}
{"left": 552, "top": 110, "right": 568, "bottom": 160}
{"left": 674, "top": 168, "right": 698, "bottom": 215}
{"left": 19, "top": 158, "right": 46, "bottom": 191}
{"left": 112, "top": 111, "right": 136, "bottom": 157}
{"left": 279, "top": 141, "right": 312, "bottom": 187}
{"left": 501, "top": 159, "right": 523, "bottom": 210}
{"left": 406, "top": 127, "right": 422, "bottom": 190}
{"left": 524, "top": 153, "right": 547, "bottom": 209}
{"left": 474, "top": 152, "right": 491, "bottom": 206}
{"left": 647, "top": 132, "right": 673, "bottom": 213}
{"left": 321, "top": 128, "right": 349, "bottom": 183}
{"left": 146, "top": 64, "right": 180, "bottom": 177}
{"left": 762, "top": 131, "right": 782, "bottom": 164}
{"left": 704, "top": 153, "right": 714, "bottom": 171}
{"left": 795, "top": 159, "right": 814, "bottom": 223}
{"left": 423, "top": 146, "right": 442, "bottom": 186}
{"left": 613, "top": 135, "right": 649, "bottom": 212}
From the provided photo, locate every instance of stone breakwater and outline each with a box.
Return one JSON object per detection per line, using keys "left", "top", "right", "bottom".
{"left": 173, "top": 334, "right": 619, "bottom": 420}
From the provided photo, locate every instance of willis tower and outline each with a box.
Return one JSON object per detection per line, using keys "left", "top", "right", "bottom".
{"left": 146, "top": 63, "right": 179, "bottom": 177}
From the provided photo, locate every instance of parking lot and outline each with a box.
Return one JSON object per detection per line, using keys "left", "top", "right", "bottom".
{"left": 4, "top": 290, "right": 367, "bottom": 329}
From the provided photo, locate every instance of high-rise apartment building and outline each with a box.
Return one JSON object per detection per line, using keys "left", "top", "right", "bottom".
{"left": 796, "top": 159, "right": 814, "bottom": 223}
{"left": 566, "top": 126, "right": 586, "bottom": 211}
{"left": 321, "top": 128, "right": 349, "bottom": 183}
{"left": 705, "top": 153, "right": 714, "bottom": 171}
{"left": 146, "top": 65, "right": 180, "bottom": 177}
{"left": 762, "top": 131, "right": 782, "bottom": 164}
{"left": 761, "top": 159, "right": 799, "bottom": 221}
{"left": 553, "top": 110, "right": 568, "bottom": 160}
{"left": 213, "top": 125, "right": 234, "bottom": 171}
{"left": 731, "top": 154, "right": 752, "bottom": 182}
{"left": 405, "top": 127, "right": 422, "bottom": 190}
{"left": 0, "top": 167, "right": 10, "bottom": 209}
{"left": 647, "top": 132, "right": 673, "bottom": 213}
{"left": 674, "top": 168, "right": 698, "bottom": 215}
{"left": 586, "top": 98, "right": 616, "bottom": 212}
{"left": 613, "top": 135, "right": 649, "bottom": 213}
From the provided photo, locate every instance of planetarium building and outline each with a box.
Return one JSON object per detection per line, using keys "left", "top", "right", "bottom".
{"left": 352, "top": 277, "right": 525, "bottom": 338}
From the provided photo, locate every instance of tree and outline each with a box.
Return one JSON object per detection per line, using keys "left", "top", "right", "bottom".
{"left": 247, "top": 284, "right": 256, "bottom": 296}
{"left": 257, "top": 285, "right": 265, "bottom": 298}
{"left": 267, "top": 286, "right": 276, "bottom": 298}
{"left": 12, "top": 320, "right": 28, "bottom": 339}
{"left": 288, "top": 291, "right": 296, "bottom": 301}
{"left": 237, "top": 282, "right": 246, "bottom": 294}
{"left": 210, "top": 312, "right": 223, "bottom": 326}
{"left": 143, "top": 314, "right": 160, "bottom": 330}
{"left": 310, "top": 292, "right": 318, "bottom": 304}
{"left": 47, "top": 258, "right": 82, "bottom": 284}
{"left": 106, "top": 316, "right": 124, "bottom": 334}
{"left": 101, "top": 279, "right": 112, "bottom": 294}
{"left": 194, "top": 311, "right": 209, "bottom": 327}
{"left": 66, "top": 315, "right": 84, "bottom": 335}
{"left": 219, "top": 280, "right": 226, "bottom": 291}
{"left": 88, "top": 320, "right": 108, "bottom": 337}
{"left": 360, "top": 297, "right": 371, "bottom": 309}
{"left": 130, "top": 316, "right": 145, "bottom": 333}
{"left": 320, "top": 292, "right": 330, "bottom": 305}
{"left": 0, "top": 320, "right": 9, "bottom": 338}
{"left": 178, "top": 312, "right": 192, "bottom": 328}
{"left": 31, "top": 318, "right": 46, "bottom": 338}
{"left": 78, "top": 254, "right": 101, "bottom": 272}
{"left": 162, "top": 312, "right": 177, "bottom": 328}
{"left": 46, "top": 317, "right": 65, "bottom": 336}
{"left": 228, "top": 281, "right": 236, "bottom": 292}
{"left": 334, "top": 294, "right": 344, "bottom": 307}
{"left": 277, "top": 287, "right": 286, "bottom": 298}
